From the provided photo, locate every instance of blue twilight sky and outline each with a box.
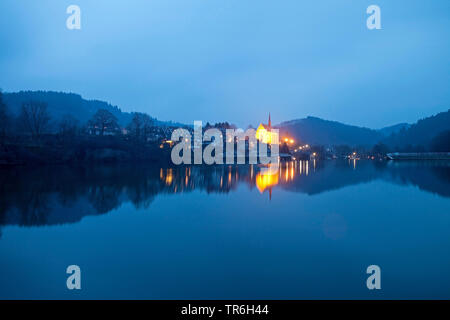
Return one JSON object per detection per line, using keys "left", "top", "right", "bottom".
{"left": 0, "top": 0, "right": 449, "bottom": 128}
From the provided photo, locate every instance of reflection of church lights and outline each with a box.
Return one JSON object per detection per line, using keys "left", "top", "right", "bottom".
{"left": 158, "top": 158, "right": 326, "bottom": 199}
{"left": 256, "top": 171, "right": 279, "bottom": 194}
{"left": 165, "top": 168, "right": 173, "bottom": 185}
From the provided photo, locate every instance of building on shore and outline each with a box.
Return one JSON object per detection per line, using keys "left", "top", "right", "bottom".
{"left": 256, "top": 113, "right": 279, "bottom": 144}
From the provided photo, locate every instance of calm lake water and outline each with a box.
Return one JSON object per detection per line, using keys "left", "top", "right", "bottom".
{"left": 1, "top": 160, "right": 450, "bottom": 299}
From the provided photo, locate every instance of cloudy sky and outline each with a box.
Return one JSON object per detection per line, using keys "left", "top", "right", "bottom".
{"left": 0, "top": 0, "right": 449, "bottom": 128}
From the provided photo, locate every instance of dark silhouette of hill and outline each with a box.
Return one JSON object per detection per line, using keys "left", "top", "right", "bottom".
{"left": 276, "top": 116, "right": 383, "bottom": 146}
{"left": 3, "top": 91, "right": 448, "bottom": 150}
{"left": 276, "top": 110, "right": 449, "bottom": 149}
{"left": 3, "top": 91, "right": 185, "bottom": 127}
{"left": 383, "top": 109, "right": 450, "bottom": 149}
{"left": 378, "top": 123, "right": 410, "bottom": 136}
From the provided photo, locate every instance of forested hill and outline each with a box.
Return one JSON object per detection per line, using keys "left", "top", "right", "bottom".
{"left": 3, "top": 91, "right": 184, "bottom": 127}
{"left": 276, "top": 110, "right": 449, "bottom": 150}
{"left": 383, "top": 109, "right": 450, "bottom": 149}
{"left": 276, "top": 116, "right": 383, "bottom": 146}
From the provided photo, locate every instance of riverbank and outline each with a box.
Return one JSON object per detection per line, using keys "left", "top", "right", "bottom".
{"left": 0, "top": 138, "right": 172, "bottom": 166}
{"left": 387, "top": 152, "right": 450, "bottom": 160}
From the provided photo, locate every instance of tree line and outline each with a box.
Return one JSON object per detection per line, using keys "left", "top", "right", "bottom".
{"left": 0, "top": 89, "right": 158, "bottom": 145}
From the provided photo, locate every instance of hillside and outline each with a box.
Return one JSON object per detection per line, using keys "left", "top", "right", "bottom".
{"left": 378, "top": 123, "right": 410, "bottom": 137}
{"left": 383, "top": 109, "right": 450, "bottom": 149}
{"left": 276, "top": 116, "right": 383, "bottom": 146}
{"left": 2, "top": 91, "right": 184, "bottom": 127}
{"left": 3, "top": 91, "right": 448, "bottom": 150}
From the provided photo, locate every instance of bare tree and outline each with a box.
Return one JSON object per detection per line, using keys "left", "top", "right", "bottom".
{"left": 88, "top": 109, "right": 120, "bottom": 136}
{"left": 127, "top": 112, "right": 154, "bottom": 141}
{"left": 141, "top": 113, "right": 154, "bottom": 141}
{"left": 127, "top": 113, "right": 143, "bottom": 139}
{"left": 58, "top": 114, "right": 80, "bottom": 139}
{"left": 0, "top": 89, "right": 11, "bottom": 143}
{"left": 19, "top": 101, "right": 50, "bottom": 140}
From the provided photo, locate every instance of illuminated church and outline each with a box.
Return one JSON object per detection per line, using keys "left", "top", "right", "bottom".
{"left": 255, "top": 113, "right": 279, "bottom": 144}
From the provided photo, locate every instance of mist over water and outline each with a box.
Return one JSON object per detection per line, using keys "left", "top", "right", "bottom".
{"left": 0, "top": 160, "right": 449, "bottom": 299}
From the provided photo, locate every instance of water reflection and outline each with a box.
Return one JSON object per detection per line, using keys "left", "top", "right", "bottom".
{"left": 0, "top": 160, "right": 449, "bottom": 228}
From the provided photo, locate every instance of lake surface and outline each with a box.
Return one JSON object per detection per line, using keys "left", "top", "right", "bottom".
{"left": 1, "top": 160, "right": 450, "bottom": 299}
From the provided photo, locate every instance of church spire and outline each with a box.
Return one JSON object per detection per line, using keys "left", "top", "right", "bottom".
{"left": 268, "top": 113, "right": 271, "bottom": 128}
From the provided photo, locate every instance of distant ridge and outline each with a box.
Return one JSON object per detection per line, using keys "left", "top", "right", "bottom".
{"left": 383, "top": 109, "right": 450, "bottom": 148}
{"left": 3, "top": 90, "right": 448, "bottom": 149}
{"left": 3, "top": 91, "right": 186, "bottom": 128}
{"left": 276, "top": 116, "right": 383, "bottom": 146}
{"left": 276, "top": 109, "right": 449, "bottom": 148}
{"left": 378, "top": 123, "right": 411, "bottom": 137}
